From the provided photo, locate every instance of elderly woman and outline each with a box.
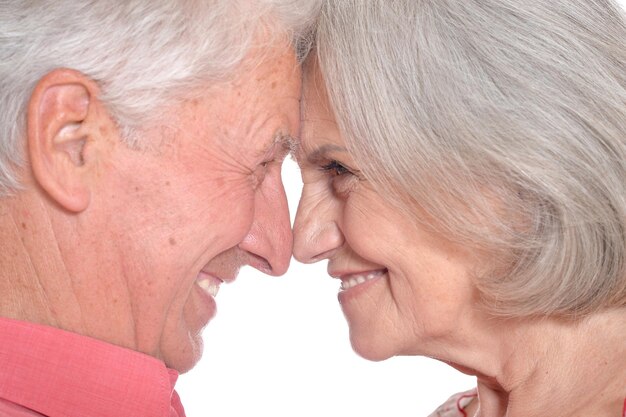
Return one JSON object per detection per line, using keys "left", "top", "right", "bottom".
{"left": 294, "top": 1, "right": 626, "bottom": 416}
{"left": 0, "top": 1, "right": 318, "bottom": 416}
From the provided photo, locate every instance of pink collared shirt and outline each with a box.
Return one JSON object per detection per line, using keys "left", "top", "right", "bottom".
{"left": 0, "top": 317, "right": 186, "bottom": 417}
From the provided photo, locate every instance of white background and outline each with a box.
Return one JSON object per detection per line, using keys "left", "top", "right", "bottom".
{"left": 179, "top": 2, "right": 625, "bottom": 413}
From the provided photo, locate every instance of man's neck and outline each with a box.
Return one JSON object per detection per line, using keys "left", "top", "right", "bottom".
{"left": 0, "top": 193, "right": 82, "bottom": 329}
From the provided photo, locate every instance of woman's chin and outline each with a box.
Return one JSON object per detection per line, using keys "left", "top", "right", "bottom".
{"left": 349, "top": 331, "right": 397, "bottom": 362}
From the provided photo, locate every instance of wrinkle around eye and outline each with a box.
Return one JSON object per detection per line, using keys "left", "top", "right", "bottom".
{"left": 300, "top": 164, "right": 358, "bottom": 201}
{"left": 250, "top": 164, "right": 267, "bottom": 190}
{"left": 331, "top": 174, "right": 360, "bottom": 198}
{"left": 250, "top": 157, "right": 283, "bottom": 190}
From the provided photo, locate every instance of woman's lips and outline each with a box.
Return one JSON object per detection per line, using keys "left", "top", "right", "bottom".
{"left": 339, "top": 269, "right": 386, "bottom": 291}
{"left": 331, "top": 269, "right": 387, "bottom": 292}
{"left": 333, "top": 269, "right": 387, "bottom": 305}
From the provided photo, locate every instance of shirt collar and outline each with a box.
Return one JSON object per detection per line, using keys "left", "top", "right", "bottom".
{"left": 0, "top": 317, "right": 182, "bottom": 417}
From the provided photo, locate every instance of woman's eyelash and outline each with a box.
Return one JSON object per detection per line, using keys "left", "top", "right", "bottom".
{"left": 320, "top": 160, "right": 351, "bottom": 176}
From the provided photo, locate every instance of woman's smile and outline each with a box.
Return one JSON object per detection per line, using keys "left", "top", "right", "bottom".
{"left": 335, "top": 269, "right": 387, "bottom": 292}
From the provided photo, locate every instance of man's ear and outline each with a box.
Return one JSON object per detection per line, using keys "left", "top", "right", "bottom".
{"left": 27, "top": 68, "right": 104, "bottom": 213}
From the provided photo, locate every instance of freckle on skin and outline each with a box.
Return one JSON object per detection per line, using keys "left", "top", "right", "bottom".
{"left": 169, "top": 237, "right": 176, "bottom": 246}
{"left": 165, "top": 181, "right": 170, "bottom": 186}
{"left": 21, "top": 222, "right": 26, "bottom": 229}
{"left": 271, "top": 81, "right": 277, "bottom": 89}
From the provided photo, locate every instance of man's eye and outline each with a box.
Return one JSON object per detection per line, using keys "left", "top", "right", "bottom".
{"left": 252, "top": 161, "right": 272, "bottom": 189}
{"left": 320, "top": 160, "right": 351, "bottom": 176}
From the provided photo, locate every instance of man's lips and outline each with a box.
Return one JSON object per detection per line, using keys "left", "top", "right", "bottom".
{"left": 196, "top": 268, "right": 238, "bottom": 298}
{"left": 196, "top": 271, "right": 223, "bottom": 298}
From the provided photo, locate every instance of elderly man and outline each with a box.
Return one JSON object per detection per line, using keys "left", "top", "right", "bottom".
{"left": 0, "top": 1, "right": 318, "bottom": 416}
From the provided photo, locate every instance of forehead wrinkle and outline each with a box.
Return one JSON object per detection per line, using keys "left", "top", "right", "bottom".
{"left": 301, "top": 114, "right": 337, "bottom": 125}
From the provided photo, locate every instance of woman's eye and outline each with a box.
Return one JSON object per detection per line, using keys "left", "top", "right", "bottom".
{"left": 320, "top": 160, "right": 351, "bottom": 176}
{"left": 318, "top": 160, "right": 359, "bottom": 197}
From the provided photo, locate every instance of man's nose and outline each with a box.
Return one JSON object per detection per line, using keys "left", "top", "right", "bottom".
{"left": 238, "top": 172, "right": 292, "bottom": 276}
{"left": 292, "top": 185, "right": 344, "bottom": 264}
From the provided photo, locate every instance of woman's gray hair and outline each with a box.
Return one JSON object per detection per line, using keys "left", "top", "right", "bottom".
{"left": 0, "top": 0, "right": 320, "bottom": 193}
{"left": 315, "top": 0, "right": 626, "bottom": 317}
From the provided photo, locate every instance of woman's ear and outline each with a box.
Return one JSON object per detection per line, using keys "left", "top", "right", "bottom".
{"left": 27, "top": 68, "right": 103, "bottom": 213}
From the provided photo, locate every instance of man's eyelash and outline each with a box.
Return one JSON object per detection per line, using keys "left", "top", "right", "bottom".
{"left": 320, "top": 160, "right": 351, "bottom": 176}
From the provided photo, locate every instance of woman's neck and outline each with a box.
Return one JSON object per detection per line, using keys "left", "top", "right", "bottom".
{"left": 477, "top": 309, "right": 626, "bottom": 417}
{"left": 443, "top": 308, "right": 626, "bottom": 417}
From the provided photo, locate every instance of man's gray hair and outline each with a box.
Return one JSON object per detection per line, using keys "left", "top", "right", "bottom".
{"left": 315, "top": 0, "right": 626, "bottom": 317}
{"left": 0, "top": 0, "right": 320, "bottom": 193}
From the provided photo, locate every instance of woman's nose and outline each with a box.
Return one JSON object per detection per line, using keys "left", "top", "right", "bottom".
{"left": 293, "top": 187, "right": 344, "bottom": 263}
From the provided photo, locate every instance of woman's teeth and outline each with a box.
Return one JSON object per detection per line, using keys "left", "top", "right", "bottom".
{"left": 340, "top": 271, "right": 384, "bottom": 291}
{"left": 198, "top": 278, "right": 219, "bottom": 298}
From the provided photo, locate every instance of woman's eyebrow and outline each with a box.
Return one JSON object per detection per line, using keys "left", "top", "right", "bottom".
{"left": 307, "top": 144, "right": 347, "bottom": 163}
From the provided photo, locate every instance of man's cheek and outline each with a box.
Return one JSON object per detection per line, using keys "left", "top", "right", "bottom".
{"left": 211, "top": 181, "right": 256, "bottom": 223}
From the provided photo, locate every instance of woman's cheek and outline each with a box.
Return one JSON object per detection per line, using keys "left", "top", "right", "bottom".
{"left": 342, "top": 195, "right": 381, "bottom": 242}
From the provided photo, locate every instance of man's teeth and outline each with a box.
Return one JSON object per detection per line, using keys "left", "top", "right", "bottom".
{"left": 340, "top": 271, "right": 383, "bottom": 291}
{"left": 198, "top": 279, "right": 219, "bottom": 298}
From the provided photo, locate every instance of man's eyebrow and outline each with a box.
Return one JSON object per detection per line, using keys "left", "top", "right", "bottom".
{"left": 253, "top": 133, "right": 296, "bottom": 160}
{"left": 280, "top": 134, "right": 298, "bottom": 154}
{"left": 274, "top": 134, "right": 298, "bottom": 161}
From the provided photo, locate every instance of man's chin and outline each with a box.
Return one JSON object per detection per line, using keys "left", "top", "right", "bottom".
{"left": 162, "top": 285, "right": 218, "bottom": 372}
{"left": 162, "top": 334, "right": 205, "bottom": 373}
